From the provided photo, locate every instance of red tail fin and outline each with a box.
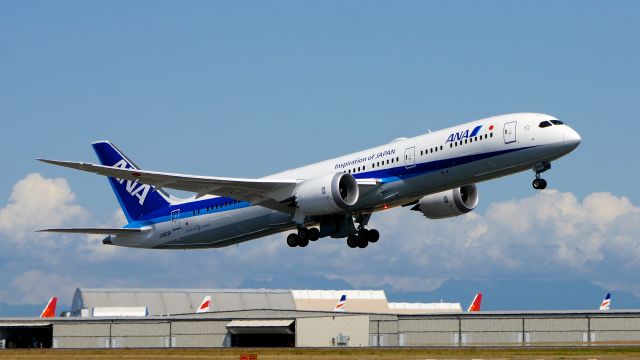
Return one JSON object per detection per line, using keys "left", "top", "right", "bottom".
{"left": 40, "top": 297, "right": 57, "bottom": 318}
{"left": 196, "top": 296, "right": 211, "bottom": 314}
{"left": 467, "top": 293, "right": 482, "bottom": 312}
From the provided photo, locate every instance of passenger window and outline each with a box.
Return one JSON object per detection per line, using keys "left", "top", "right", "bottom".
{"left": 440, "top": 145, "right": 443, "bottom": 150}
{"left": 450, "top": 143, "right": 453, "bottom": 148}
{"left": 420, "top": 150, "right": 423, "bottom": 156}
{"left": 539, "top": 121, "right": 552, "bottom": 128}
{"left": 550, "top": 120, "right": 564, "bottom": 125}
{"left": 465, "top": 139, "right": 468, "bottom": 144}
{"left": 396, "top": 157, "right": 399, "bottom": 162}
{"left": 490, "top": 133, "right": 493, "bottom": 137}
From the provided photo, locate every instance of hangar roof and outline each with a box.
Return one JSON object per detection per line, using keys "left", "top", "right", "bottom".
{"left": 70, "top": 288, "right": 463, "bottom": 317}
{"left": 71, "top": 288, "right": 295, "bottom": 316}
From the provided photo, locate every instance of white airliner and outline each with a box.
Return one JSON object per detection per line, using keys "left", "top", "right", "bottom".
{"left": 39, "top": 113, "right": 580, "bottom": 249}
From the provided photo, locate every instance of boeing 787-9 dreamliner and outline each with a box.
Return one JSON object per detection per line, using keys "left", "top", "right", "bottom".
{"left": 39, "top": 113, "right": 580, "bottom": 249}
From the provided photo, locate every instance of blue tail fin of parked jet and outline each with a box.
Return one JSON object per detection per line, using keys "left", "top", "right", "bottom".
{"left": 92, "top": 141, "right": 171, "bottom": 223}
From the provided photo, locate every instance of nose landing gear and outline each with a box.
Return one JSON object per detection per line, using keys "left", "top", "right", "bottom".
{"left": 532, "top": 177, "right": 547, "bottom": 190}
{"left": 532, "top": 162, "right": 550, "bottom": 190}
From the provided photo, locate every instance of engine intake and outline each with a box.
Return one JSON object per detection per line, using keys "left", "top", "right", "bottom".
{"left": 413, "top": 184, "right": 479, "bottom": 219}
{"left": 295, "top": 172, "right": 359, "bottom": 215}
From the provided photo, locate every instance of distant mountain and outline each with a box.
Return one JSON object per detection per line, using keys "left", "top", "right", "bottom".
{"left": 0, "top": 303, "right": 44, "bottom": 317}
{"left": 384, "top": 279, "right": 640, "bottom": 311}
{"left": 239, "top": 275, "right": 353, "bottom": 290}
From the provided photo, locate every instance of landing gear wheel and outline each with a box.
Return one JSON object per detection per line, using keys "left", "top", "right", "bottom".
{"left": 308, "top": 228, "right": 320, "bottom": 241}
{"left": 298, "top": 237, "right": 309, "bottom": 247}
{"left": 286, "top": 234, "right": 299, "bottom": 247}
{"left": 532, "top": 178, "right": 547, "bottom": 190}
{"left": 367, "top": 229, "right": 380, "bottom": 243}
{"left": 357, "top": 236, "right": 368, "bottom": 248}
{"left": 298, "top": 227, "right": 309, "bottom": 240}
{"left": 347, "top": 235, "right": 359, "bottom": 248}
{"left": 358, "top": 228, "right": 369, "bottom": 239}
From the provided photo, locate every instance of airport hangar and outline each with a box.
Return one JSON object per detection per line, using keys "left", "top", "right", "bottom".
{"left": 1, "top": 288, "right": 640, "bottom": 349}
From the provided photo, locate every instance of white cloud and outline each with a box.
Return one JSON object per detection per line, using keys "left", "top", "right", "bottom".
{"left": 0, "top": 173, "right": 86, "bottom": 242}
{"left": 2, "top": 172, "right": 640, "bottom": 306}
{"left": 7, "top": 270, "right": 78, "bottom": 305}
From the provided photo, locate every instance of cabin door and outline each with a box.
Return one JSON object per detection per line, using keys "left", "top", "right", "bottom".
{"left": 504, "top": 121, "right": 517, "bottom": 144}
{"left": 171, "top": 209, "right": 181, "bottom": 230}
{"left": 404, "top": 147, "right": 416, "bottom": 169}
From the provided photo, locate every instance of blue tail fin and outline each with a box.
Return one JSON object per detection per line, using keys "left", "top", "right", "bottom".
{"left": 92, "top": 141, "right": 171, "bottom": 223}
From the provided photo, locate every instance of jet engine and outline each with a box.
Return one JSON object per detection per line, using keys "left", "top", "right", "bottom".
{"left": 295, "top": 172, "right": 359, "bottom": 215}
{"left": 412, "top": 184, "right": 479, "bottom": 219}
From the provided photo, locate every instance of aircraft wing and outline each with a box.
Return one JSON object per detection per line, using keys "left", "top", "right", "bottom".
{"left": 38, "top": 159, "right": 383, "bottom": 213}
{"left": 38, "top": 227, "right": 150, "bottom": 235}
{"left": 37, "top": 159, "right": 302, "bottom": 209}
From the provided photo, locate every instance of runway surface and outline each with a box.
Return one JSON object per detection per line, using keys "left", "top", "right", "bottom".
{"left": 1, "top": 347, "right": 640, "bottom": 359}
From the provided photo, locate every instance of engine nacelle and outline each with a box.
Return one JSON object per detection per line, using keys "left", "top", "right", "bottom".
{"left": 414, "top": 184, "right": 479, "bottom": 219}
{"left": 295, "top": 172, "right": 359, "bottom": 215}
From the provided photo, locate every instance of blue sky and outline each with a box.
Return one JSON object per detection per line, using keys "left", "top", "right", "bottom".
{"left": 1, "top": 1, "right": 639, "bottom": 314}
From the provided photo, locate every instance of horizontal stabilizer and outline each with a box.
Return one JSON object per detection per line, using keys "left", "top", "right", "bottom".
{"left": 37, "top": 227, "right": 150, "bottom": 235}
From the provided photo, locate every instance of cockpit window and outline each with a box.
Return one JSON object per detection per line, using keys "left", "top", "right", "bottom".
{"left": 550, "top": 120, "right": 564, "bottom": 125}
{"left": 539, "top": 121, "right": 552, "bottom": 128}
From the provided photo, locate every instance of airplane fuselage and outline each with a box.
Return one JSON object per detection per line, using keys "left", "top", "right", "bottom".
{"left": 106, "top": 112, "right": 580, "bottom": 249}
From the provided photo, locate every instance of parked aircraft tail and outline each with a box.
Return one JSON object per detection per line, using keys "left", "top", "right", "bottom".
{"left": 334, "top": 294, "right": 346, "bottom": 312}
{"left": 600, "top": 293, "right": 611, "bottom": 311}
{"left": 467, "top": 293, "right": 482, "bottom": 312}
{"left": 196, "top": 296, "right": 211, "bottom": 313}
{"left": 40, "top": 297, "right": 57, "bottom": 318}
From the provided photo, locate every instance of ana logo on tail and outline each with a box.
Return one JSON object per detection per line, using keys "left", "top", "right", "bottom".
{"left": 112, "top": 159, "right": 152, "bottom": 205}
{"left": 467, "top": 293, "right": 482, "bottom": 312}
{"left": 600, "top": 293, "right": 611, "bottom": 311}
{"left": 40, "top": 297, "right": 57, "bottom": 318}
{"left": 334, "top": 294, "right": 346, "bottom": 312}
{"left": 196, "top": 296, "right": 211, "bottom": 313}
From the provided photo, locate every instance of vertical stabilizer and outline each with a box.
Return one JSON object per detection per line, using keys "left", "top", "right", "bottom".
{"left": 600, "top": 293, "right": 611, "bottom": 311}
{"left": 467, "top": 293, "right": 482, "bottom": 312}
{"left": 196, "top": 296, "right": 211, "bottom": 313}
{"left": 40, "top": 297, "right": 57, "bottom": 318}
{"left": 92, "top": 141, "right": 171, "bottom": 222}
{"left": 334, "top": 294, "right": 347, "bottom": 312}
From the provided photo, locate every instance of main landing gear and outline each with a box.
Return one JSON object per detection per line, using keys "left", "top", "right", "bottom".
{"left": 286, "top": 227, "right": 320, "bottom": 248}
{"left": 346, "top": 228, "right": 379, "bottom": 249}
{"left": 285, "top": 213, "right": 381, "bottom": 249}
{"left": 532, "top": 161, "right": 550, "bottom": 190}
{"left": 346, "top": 213, "right": 379, "bottom": 249}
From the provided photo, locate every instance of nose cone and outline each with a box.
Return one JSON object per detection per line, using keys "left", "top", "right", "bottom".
{"left": 563, "top": 126, "right": 581, "bottom": 150}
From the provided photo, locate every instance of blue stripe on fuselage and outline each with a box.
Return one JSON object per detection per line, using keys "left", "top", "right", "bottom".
{"left": 128, "top": 145, "right": 537, "bottom": 227}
